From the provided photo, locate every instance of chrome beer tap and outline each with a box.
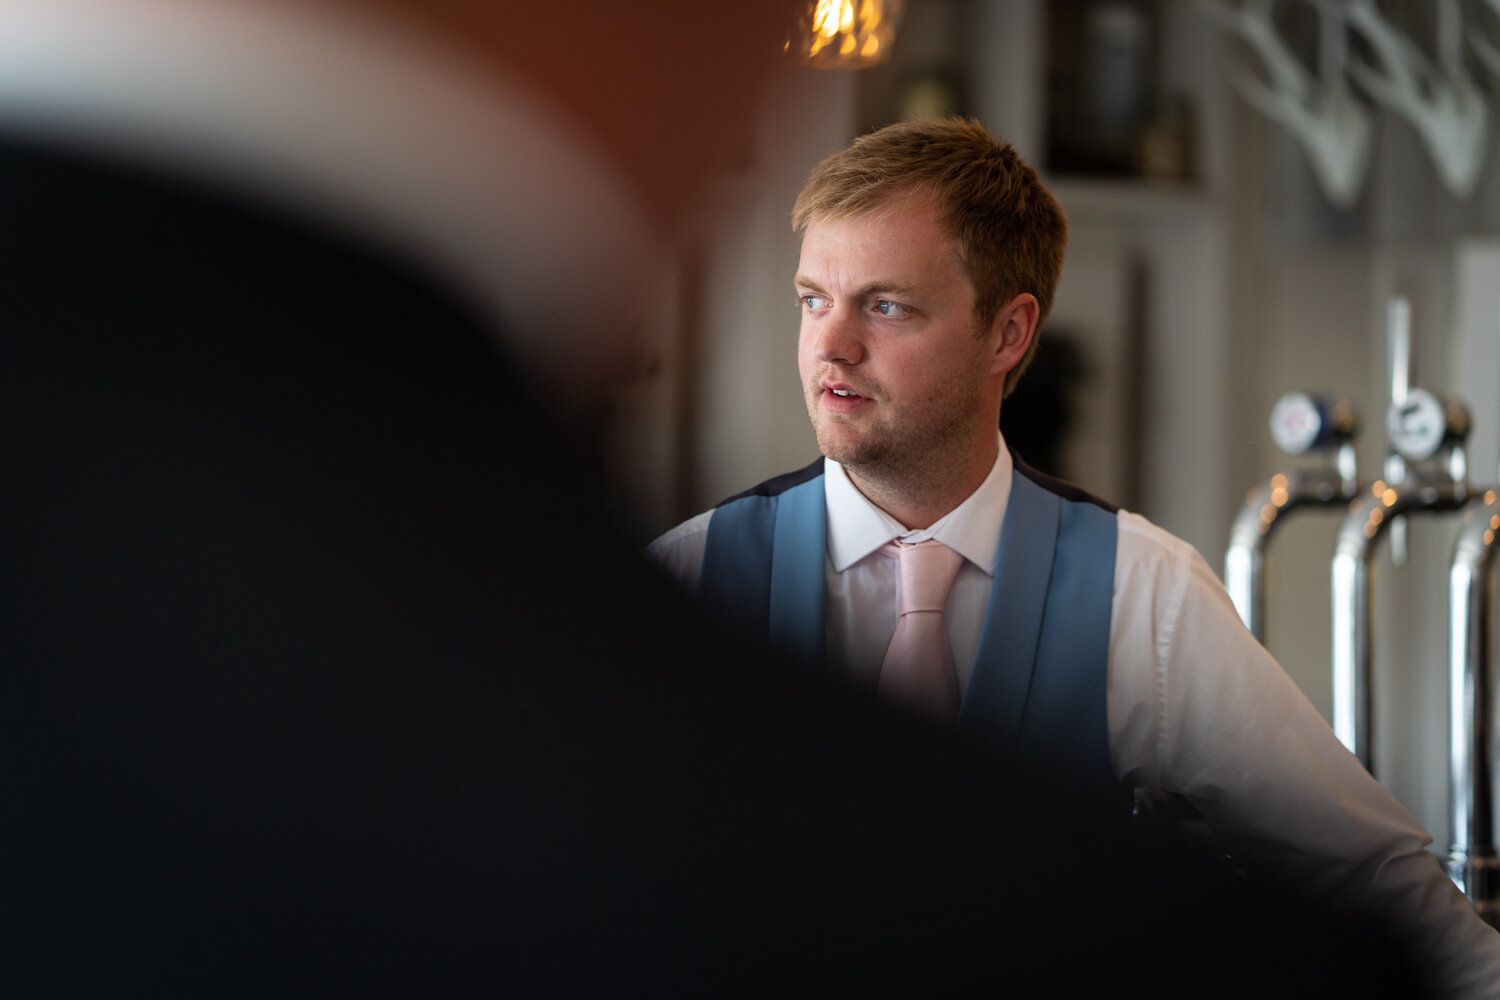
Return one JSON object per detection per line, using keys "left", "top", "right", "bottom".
{"left": 1330, "top": 297, "right": 1475, "bottom": 773}
{"left": 1447, "top": 487, "right": 1500, "bottom": 927}
{"left": 1226, "top": 390, "right": 1359, "bottom": 641}
{"left": 1444, "top": 293, "right": 1500, "bottom": 926}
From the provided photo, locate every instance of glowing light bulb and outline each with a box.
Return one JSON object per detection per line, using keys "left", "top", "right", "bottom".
{"left": 788, "top": 0, "right": 903, "bottom": 69}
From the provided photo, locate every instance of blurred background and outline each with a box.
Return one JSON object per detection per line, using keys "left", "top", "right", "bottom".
{"left": 600, "top": 0, "right": 1500, "bottom": 856}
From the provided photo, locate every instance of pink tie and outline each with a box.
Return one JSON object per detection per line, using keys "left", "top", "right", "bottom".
{"left": 878, "top": 539, "right": 964, "bottom": 720}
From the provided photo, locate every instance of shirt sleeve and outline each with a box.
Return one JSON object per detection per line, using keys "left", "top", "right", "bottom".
{"left": 1107, "top": 510, "right": 1500, "bottom": 999}
{"left": 643, "top": 510, "right": 712, "bottom": 593}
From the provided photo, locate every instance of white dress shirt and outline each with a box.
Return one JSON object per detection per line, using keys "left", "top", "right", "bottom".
{"left": 647, "top": 438, "right": 1500, "bottom": 998}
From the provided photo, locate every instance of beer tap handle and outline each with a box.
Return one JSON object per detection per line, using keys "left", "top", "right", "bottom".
{"left": 1389, "top": 295, "right": 1411, "bottom": 410}
{"left": 1388, "top": 296, "right": 1412, "bottom": 565}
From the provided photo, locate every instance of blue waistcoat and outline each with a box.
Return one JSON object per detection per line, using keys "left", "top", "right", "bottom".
{"left": 699, "top": 457, "right": 1122, "bottom": 801}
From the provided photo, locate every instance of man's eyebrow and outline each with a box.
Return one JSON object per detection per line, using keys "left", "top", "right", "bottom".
{"left": 792, "top": 275, "right": 924, "bottom": 298}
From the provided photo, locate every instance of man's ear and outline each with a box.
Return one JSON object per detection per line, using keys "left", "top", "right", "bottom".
{"left": 990, "top": 292, "right": 1039, "bottom": 379}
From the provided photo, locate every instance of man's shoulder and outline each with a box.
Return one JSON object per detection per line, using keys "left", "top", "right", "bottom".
{"left": 1010, "top": 452, "right": 1119, "bottom": 515}
{"left": 1006, "top": 451, "right": 1206, "bottom": 574}
{"left": 1001, "top": 453, "right": 1214, "bottom": 598}
{"left": 1115, "top": 508, "right": 1226, "bottom": 602}
{"left": 643, "top": 457, "right": 826, "bottom": 587}
{"left": 1109, "top": 503, "right": 1204, "bottom": 562}
{"left": 715, "top": 457, "right": 825, "bottom": 507}
{"left": 644, "top": 510, "right": 712, "bottom": 590}
{"left": 648, "top": 509, "right": 713, "bottom": 550}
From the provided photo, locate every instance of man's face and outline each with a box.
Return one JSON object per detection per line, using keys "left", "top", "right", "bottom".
{"left": 795, "top": 191, "right": 999, "bottom": 485}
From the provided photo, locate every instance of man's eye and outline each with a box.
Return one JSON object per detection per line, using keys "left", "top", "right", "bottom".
{"left": 800, "top": 294, "right": 828, "bottom": 310}
{"left": 874, "top": 300, "right": 906, "bottom": 316}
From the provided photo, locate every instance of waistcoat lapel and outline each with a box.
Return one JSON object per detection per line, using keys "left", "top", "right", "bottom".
{"left": 701, "top": 472, "right": 826, "bottom": 667}
{"left": 766, "top": 476, "right": 827, "bottom": 665}
{"left": 958, "top": 468, "right": 1120, "bottom": 801}
{"left": 960, "top": 471, "right": 1059, "bottom": 749}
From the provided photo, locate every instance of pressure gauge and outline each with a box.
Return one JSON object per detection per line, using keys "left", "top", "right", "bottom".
{"left": 1269, "top": 391, "right": 1356, "bottom": 455}
{"left": 1387, "top": 388, "right": 1469, "bottom": 461}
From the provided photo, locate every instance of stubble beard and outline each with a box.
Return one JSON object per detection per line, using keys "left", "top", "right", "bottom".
{"left": 803, "top": 371, "right": 891, "bottom": 470}
{"left": 814, "top": 416, "right": 890, "bottom": 471}
{"left": 806, "top": 377, "right": 984, "bottom": 494}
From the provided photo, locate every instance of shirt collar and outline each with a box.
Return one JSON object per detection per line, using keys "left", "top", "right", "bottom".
{"left": 824, "top": 432, "right": 1013, "bottom": 575}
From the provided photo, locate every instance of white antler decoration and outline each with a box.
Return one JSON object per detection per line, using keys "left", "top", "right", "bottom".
{"left": 1343, "top": 0, "right": 1487, "bottom": 199}
{"left": 1197, "top": 0, "right": 1372, "bottom": 208}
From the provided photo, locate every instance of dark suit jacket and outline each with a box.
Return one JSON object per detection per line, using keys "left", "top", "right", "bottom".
{"left": 0, "top": 135, "right": 1428, "bottom": 997}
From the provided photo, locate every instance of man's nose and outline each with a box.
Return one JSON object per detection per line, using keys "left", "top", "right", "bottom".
{"left": 810, "top": 308, "right": 864, "bottom": 365}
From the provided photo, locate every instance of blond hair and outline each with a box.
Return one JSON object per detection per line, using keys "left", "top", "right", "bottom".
{"left": 792, "top": 118, "right": 1068, "bottom": 397}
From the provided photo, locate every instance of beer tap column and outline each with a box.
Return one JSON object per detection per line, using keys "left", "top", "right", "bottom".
{"left": 1444, "top": 294, "right": 1500, "bottom": 925}
{"left": 1330, "top": 297, "right": 1474, "bottom": 773}
{"left": 1226, "top": 391, "right": 1359, "bottom": 641}
{"left": 1332, "top": 383, "right": 1470, "bottom": 767}
{"left": 1448, "top": 491, "right": 1500, "bottom": 926}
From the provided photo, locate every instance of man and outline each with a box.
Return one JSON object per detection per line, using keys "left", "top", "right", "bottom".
{"left": 648, "top": 117, "right": 1500, "bottom": 996}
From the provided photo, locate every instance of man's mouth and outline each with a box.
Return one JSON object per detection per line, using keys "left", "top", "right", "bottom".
{"left": 818, "top": 378, "right": 869, "bottom": 410}
{"left": 821, "top": 377, "right": 866, "bottom": 398}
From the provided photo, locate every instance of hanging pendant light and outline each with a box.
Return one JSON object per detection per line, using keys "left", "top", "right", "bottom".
{"left": 786, "top": 0, "right": 904, "bottom": 69}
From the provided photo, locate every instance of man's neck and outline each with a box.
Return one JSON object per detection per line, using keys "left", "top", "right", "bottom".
{"left": 842, "top": 439, "right": 999, "bottom": 531}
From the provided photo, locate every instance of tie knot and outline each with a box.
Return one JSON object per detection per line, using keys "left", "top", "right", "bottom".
{"left": 885, "top": 539, "right": 964, "bottom": 616}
